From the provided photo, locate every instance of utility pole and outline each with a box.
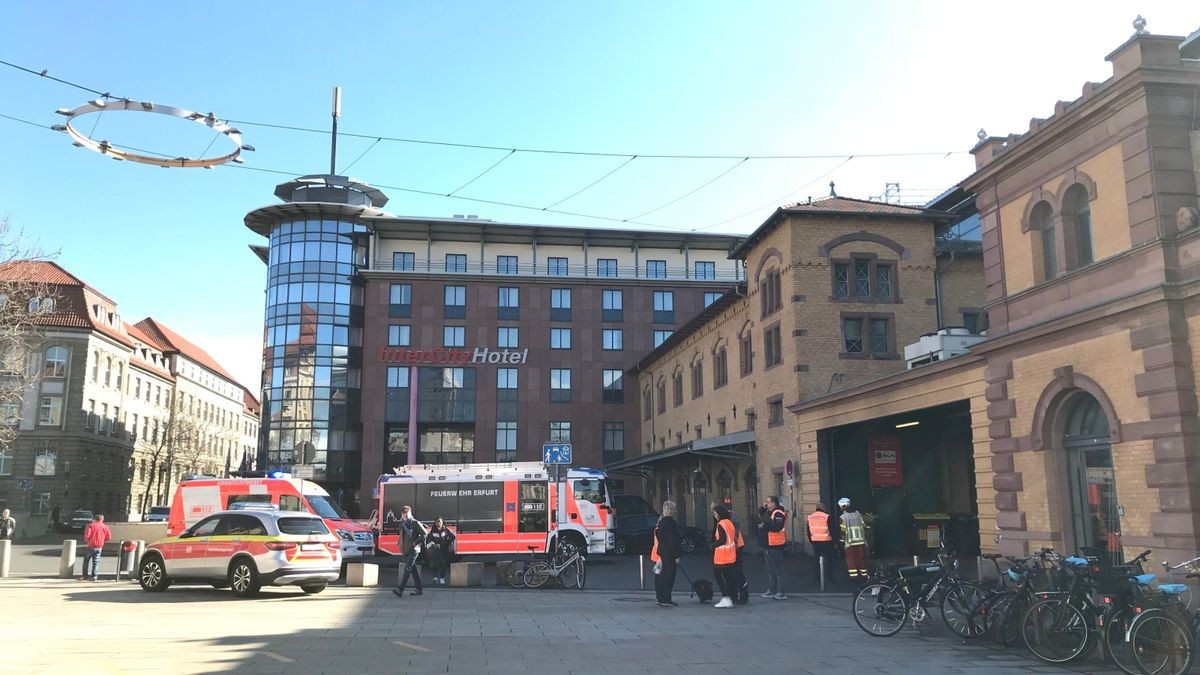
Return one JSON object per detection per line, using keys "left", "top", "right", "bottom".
{"left": 330, "top": 86, "right": 341, "bottom": 175}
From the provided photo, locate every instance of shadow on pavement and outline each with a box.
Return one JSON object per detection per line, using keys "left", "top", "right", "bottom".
{"left": 61, "top": 583, "right": 346, "bottom": 604}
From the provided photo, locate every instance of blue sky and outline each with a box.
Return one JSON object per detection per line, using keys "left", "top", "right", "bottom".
{"left": 1, "top": 2, "right": 1194, "bottom": 389}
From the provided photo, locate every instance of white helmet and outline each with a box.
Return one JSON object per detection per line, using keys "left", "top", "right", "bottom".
{"left": 837, "top": 497, "right": 851, "bottom": 508}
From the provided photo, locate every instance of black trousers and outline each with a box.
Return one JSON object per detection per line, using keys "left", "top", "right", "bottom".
{"left": 811, "top": 540, "right": 835, "bottom": 582}
{"left": 733, "top": 550, "right": 749, "bottom": 603}
{"left": 397, "top": 550, "right": 423, "bottom": 592}
{"left": 714, "top": 564, "right": 745, "bottom": 600}
{"left": 654, "top": 558, "right": 677, "bottom": 603}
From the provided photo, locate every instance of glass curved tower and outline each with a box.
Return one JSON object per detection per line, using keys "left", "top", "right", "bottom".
{"left": 245, "top": 175, "right": 388, "bottom": 506}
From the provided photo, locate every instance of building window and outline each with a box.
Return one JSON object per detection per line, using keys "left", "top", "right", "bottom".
{"left": 739, "top": 332, "right": 753, "bottom": 376}
{"left": 602, "top": 289, "right": 623, "bottom": 322}
{"left": 695, "top": 261, "right": 716, "bottom": 280}
{"left": 653, "top": 330, "right": 672, "bottom": 347}
{"left": 656, "top": 380, "right": 666, "bottom": 414}
{"left": 603, "top": 370, "right": 624, "bottom": 404}
{"left": 0, "top": 448, "right": 10, "bottom": 475}
{"left": 963, "top": 311, "right": 988, "bottom": 335}
{"left": 877, "top": 264, "right": 893, "bottom": 299}
{"left": 34, "top": 448, "right": 56, "bottom": 476}
{"left": 1030, "top": 201, "right": 1057, "bottom": 281}
{"left": 550, "top": 368, "right": 571, "bottom": 402}
{"left": 704, "top": 291, "right": 722, "bottom": 307}
{"left": 38, "top": 395, "right": 63, "bottom": 426}
{"left": 672, "top": 371, "right": 683, "bottom": 407}
{"left": 768, "top": 398, "right": 784, "bottom": 427}
{"left": 387, "top": 367, "right": 410, "bottom": 388}
{"left": 761, "top": 268, "right": 782, "bottom": 317}
{"left": 603, "top": 422, "right": 625, "bottom": 464}
{"left": 388, "top": 324, "right": 411, "bottom": 347}
{"left": 653, "top": 291, "right": 674, "bottom": 323}
{"left": 854, "top": 260, "right": 870, "bottom": 298}
{"left": 842, "top": 315, "right": 894, "bottom": 358}
{"left": 713, "top": 346, "right": 728, "bottom": 388}
{"left": 393, "top": 251, "right": 415, "bottom": 271}
{"left": 646, "top": 260, "right": 666, "bottom": 279}
{"left": 443, "top": 285, "right": 466, "bottom": 319}
{"left": 389, "top": 283, "right": 412, "bottom": 318}
{"left": 43, "top": 346, "right": 68, "bottom": 378}
{"left": 497, "top": 255, "right": 519, "bottom": 275}
{"left": 445, "top": 253, "right": 467, "bottom": 273}
{"left": 441, "top": 367, "right": 465, "bottom": 389}
{"left": 549, "top": 421, "right": 571, "bottom": 443}
{"left": 833, "top": 263, "right": 849, "bottom": 298}
{"left": 443, "top": 326, "right": 465, "bottom": 347}
{"left": 691, "top": 360, "right": 704, "bottom": 399}
{"left": 746, "top": 411, "right": 756, "bottom": 430}
{"left": 498, "top": 327, "right": 519, "bottom": 348}
{"left": 497, "top": 287, "right": 519, "bottom": 320}
{"left": 843, "top": 318, "right": 863, "bottom": 354}
{"left": 763, "top": 324, "right": 782, "bottom": 367}
{"left": 0, "top": 402, "right": 19, "bottom": 426}
{"left": 550, "top": 328, "right": 571, "bottom": 350}
{"left": 548, "top": 257, "right": 569, "bottom": 276}
{"left": 870, "top": 318, "right": 889, "bottom": 354}
{"left": 597, "top": 259, "right": 618, "bottom": 277}
{"left": 643, "top": 386, "right": 653, "bottom": 420}
{"left": 550, "top": 288, "right": 571, "bottom": 321}
{"left": 496, "top": 422, "right": 517, "bottom": 462}
{"left": 497, "top": 368, "right": 518, "bottom": 389}
{"left": 602, "top": 329, "right": 623, "bottom": 351}
{"left": 1063, "top": 184, "right": 1094, "bottom": 269}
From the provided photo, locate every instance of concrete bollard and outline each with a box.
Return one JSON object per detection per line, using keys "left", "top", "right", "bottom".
{"left": 134, "top": 540, "right": 146, "bottom": 578}
{"left": 639, "top": 555, "right": 645, "bottom": 590}
{"left": 913, "top": 555, "right": 920, "bottom": 566}
{"left": 0, "top": 539, "right": 10, "bottom": 578}
{"left": 59, "top": 539, "right": 77, "bottom": 579}
{"left": 819, "top": 555, "right": 826, "bottom": 592}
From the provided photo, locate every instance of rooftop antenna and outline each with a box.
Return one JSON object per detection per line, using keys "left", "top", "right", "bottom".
{"left": 330, "top": 86, "right": 341, "bottom": 175}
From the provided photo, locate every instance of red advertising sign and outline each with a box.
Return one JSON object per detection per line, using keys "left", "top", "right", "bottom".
{"left": 868, "top": 435, "right": 904, "bottom": 487}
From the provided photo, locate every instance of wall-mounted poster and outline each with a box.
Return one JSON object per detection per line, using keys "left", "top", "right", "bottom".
{"left": 868, "top": 435, "right": 904, "bottom": 487}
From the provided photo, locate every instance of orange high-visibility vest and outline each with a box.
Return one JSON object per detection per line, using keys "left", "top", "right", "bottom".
{"left": 768, "top": 508, "right": 788, "bottom": 546}
{"left": 736, "top": 527, "right": 745, "bottom": 549}
{"left": 807, "top": 512, "right": 832, "bottom": 542}
{"left": 650, "top": 526, "right": 661, "bottom": 563}
{"left": 714, "top": 519, "right": 737, "bottom": 565}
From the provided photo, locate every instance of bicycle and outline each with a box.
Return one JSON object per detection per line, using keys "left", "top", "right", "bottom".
{"left": 1120, "top": 557, "right": 1200, "bottom": 675}
{"left": 523, "top": 540, "right": 586, "bottom": 590}
{"left": 851, "top": 544, "right": 987, "bottom": 638}
{"left": 504, "top": 545, "right": 542, "bottom": 588}
{"left": 971, "top": 549, "right": 1061, "bottom": 647}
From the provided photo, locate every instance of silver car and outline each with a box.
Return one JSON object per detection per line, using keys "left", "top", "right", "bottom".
{"left": 138, "top": 510, "right": 341, "bottom": 598}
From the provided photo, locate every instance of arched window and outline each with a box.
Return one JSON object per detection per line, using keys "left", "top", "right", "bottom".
{"left": 43, "top": 346, "right": 68, "bottom": 378}
{"left": 1031, "top": 201, "right": 1056, "bottom": 281}
{"left": 717, "top": 469, "right": 733, "bottom": 503}
{"left": 1059, "top": 392, "right": 1120, "bottom": 561}
{"left": 27, "top": 297, "right": 40, "bottom": 313}
{"left": 1062, "top": 184, "right": 1093, "bottom": 269}
{"left": 40, "top": 298, "right": 54, "bottom": 313}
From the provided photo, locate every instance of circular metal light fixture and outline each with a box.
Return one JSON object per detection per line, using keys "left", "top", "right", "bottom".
{"left": 51, "top": 98, "right": 254, "bottom": 168}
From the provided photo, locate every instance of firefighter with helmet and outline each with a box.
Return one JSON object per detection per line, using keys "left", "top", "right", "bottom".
{"left": 838, "top": 497, "right": 868, "bottom": 581}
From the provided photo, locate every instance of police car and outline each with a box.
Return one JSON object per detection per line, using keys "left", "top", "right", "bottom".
{"left": 137, "top": 509, "right": 341, "bottom": 598}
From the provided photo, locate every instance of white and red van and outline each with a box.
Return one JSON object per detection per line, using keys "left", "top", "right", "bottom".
{"left": 167, "top": 475, "right": 375, "bottom": 560}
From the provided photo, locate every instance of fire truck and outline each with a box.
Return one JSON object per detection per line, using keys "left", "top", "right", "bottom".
{"left": 375, "top": 462, "right": 615, "bottom": 555}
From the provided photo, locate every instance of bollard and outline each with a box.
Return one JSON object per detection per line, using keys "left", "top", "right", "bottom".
{"left": 0, "top": 539, "right": 10, "bottom": 578}
{"left": 59, "top": 539, "right": 77, "bottom": 579}
{"left": 134, "top": 540, "right": 146, "bottom": 580}
{"left": 818, "top": 554, "right": 825, "bottom": 592}
{"left": 639, "top": 554, "right": 645, "bottom": 590}
{"left": 977, "top": 555, "right": 984, "bottom": 581}
{"left": 913, "top": 555, "right": 920, "bottom": 566}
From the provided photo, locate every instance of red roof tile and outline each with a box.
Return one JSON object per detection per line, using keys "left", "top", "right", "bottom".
{"left": 135, "top": 317, "right": 238, "bottom": 383}
{"left": 782, "top": 196, "right": 948, "bottom": 216}
{"left": 0, "top": 261, "right": 132, "bottom": 346}
{"left": 242, "top": 388, "right": 261, "bottom": 416}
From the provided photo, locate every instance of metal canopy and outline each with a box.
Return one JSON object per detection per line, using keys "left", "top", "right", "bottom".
{"left": 606, "top": 430, "right": 756, "bottom": 477}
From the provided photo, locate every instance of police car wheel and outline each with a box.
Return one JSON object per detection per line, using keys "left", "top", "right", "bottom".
{"left": 301, "top": 583, "right": 327, "bottom": 595}
{"left": 229, "top": 559, "right": 261, "bottom": 598}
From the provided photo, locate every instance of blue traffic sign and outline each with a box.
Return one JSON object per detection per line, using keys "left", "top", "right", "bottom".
{"left": 542, "top": 443, "right": 572, "bottom": 465}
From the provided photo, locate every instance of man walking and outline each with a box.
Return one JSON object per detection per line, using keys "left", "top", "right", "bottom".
{"left": 393, "top": 506, "right": 427, "bottom": 598}
{"left": 82, "top": 514, "right": 111, "bottom": 581}
{"left": 838, "top": 497, "right": 868, "bottom": 581}
{"left": 0, "top": 508, "right": 15, "bottom": 541}
{"left": 758, "top": 496, "right": 787, "bottom": 599}
{"left": 806, "top": 502, "right": 835, "bottom": 584}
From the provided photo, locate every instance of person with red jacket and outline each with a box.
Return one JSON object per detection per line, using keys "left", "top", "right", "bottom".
{"left": 82, "top": 514, "right": 112, "bottom": 581}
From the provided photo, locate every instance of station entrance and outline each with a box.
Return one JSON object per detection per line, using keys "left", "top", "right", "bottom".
{"left": 818, "top": 400, "right": 979, "bottom": 559}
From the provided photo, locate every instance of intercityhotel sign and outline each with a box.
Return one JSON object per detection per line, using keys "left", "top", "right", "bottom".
{"left": 376, "top": 346, "right": 530, "bottom": 366}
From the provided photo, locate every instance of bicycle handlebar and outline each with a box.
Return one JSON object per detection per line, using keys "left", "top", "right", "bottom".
{"left": 1130, "top": 549, "right": 1153, "bottom": 564}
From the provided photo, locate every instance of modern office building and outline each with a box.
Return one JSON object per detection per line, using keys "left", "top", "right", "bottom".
{"left": 245, "top": 175, "right": 744, "bottom": 513}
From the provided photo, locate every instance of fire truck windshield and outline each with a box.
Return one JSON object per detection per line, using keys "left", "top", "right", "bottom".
{"left": 305, "top": 494, "right": 349, "bottom": 519}
{"left": 572, "top": 479, "right": 607, "bottom": 504}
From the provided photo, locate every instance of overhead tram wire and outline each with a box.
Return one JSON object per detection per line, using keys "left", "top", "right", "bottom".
{"left": 689, "top": 156, "right": 856, "bottom": 232}
{"left": 624, "top": 157, "right": 749, "bottom": 222}
{"left": 543, "top": 155, "right": 638, "bottom": 210}
{"left": 338, "top": 137, "right": 381, "bottom": 174}
{"left": 447, "top": 149, "right": 516, "bottom": 197}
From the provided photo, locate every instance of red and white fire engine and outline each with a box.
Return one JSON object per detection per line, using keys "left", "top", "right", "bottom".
{"left": 375, "top": 462, "right": 615, "bottom": 555}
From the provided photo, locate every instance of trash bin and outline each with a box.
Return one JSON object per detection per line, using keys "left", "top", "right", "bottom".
{"left": 912, "top": 513, "right": 951, "bottom": 550}
{"left": 118, "top": 540, "right": 137, "bottom": 578}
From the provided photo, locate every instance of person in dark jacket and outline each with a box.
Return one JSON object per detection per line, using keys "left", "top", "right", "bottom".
{"left": 393, "top": 506, "right": 427, "bottom": 598}
{"left": 758, "top": 496, "right": 788, "bottom": 599}
{"left": 652, "top": 500, "right": 682, "bottom": 607}
{"left": 711, "top": 504, "right": 744, "bottom": 608}
{"left": 425, "top": 518, "right": 455, "bottom": 586}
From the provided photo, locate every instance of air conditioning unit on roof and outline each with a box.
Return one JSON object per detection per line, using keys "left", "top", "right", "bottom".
{"left": 904, "top": 328, "right": 986, "bottom": 369}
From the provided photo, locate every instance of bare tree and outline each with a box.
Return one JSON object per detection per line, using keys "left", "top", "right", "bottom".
{"left": 138, "top": 399, "right": 239, "bottom": 510}
{"left": 0, "top": 215, "right": 57, "bottom": 452}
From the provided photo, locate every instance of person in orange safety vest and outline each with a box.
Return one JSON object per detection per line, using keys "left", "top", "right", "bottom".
{"left": 757, "top": 496, "right": 788, "bottom": 599}
{"left": 806, "top": 502, "right": 835, "bottom": 584}
{"left": 711, "top": 504, "right": 743, "bottom": 608}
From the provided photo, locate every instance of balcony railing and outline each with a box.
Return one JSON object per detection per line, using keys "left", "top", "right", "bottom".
{"left": 374, "top": 258, "right": 744, "bottom": 282}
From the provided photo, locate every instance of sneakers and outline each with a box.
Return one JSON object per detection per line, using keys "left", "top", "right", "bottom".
{"left": 411, "top": 590, "right": 423, "bottom": 596}
{"left": 760, "top": 591, "right": 775, "bottom": 598}
{"left": 663, "top": 600, "right": 677, "bottom": 607}
{"left": 773, "top": 593, "right": 788, "bottom": 600}
{"left": 713, "top": 597, "right": 734, "bottom": 608}
{"left": 392, "top": 588, "right": 404, "bottom": 598}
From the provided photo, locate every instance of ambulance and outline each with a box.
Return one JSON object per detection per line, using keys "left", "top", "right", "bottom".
{"left": 375, "top": 462, "right": 615, "bottom": 555}
{"left": 167, "top": 474, "right": 375, "bottom": 561}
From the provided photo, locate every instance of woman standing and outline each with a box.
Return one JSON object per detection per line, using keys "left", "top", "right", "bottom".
{"left": 652, "top": 500, "right": 682, "bottom": 607}
{"left": 425, "top": 518, "right": 456, "bottom": 586}
{"left": 711, "top": 504, "right": 742, "bottom": 608}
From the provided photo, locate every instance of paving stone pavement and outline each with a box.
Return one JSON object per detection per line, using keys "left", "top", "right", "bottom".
{"left": 0, "top": 578, "right": 1124, "bottom": 674}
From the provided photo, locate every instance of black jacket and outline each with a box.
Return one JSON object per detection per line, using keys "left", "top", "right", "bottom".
{"left": 654, "top": 516, "right": 681, "bottom": 562}
{"left": 426, "top": 526, "right": 455, "bottom": 552}
{"left": 762, "top": 507, "right": 787, "bottom": 550}
{"left": 400, "top": 518, "right": 427, "bottom": 555}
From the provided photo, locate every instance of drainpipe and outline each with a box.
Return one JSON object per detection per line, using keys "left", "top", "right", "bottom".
{"left": 934, "top": 267, "right": 944, "bottom": 329}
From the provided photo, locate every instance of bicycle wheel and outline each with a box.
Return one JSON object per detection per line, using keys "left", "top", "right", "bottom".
{"left": 942, "top": 582, "right": 989, "bottom": 638}
{"left": 559, "top": 558, "right": 580, "bottom": 589}
{"left": 574, "top": 559, "right": 586, "bottom": 590}
{"left": 997, "top": 593, "right": 1031, "bottom": 647}
{"left": 1130, "top": 608, "right": 1194, "bottom": 675}
{"left": 1103, "top": 608, "right": 1140, "bottom": 675}
{"left": 1021, "top": 598, "right": 1091, "bottom": 663}
{"left": 853, "top": 580, "right": 908, "bottom": 637}
{"left": 505, "top": 560, "right": 528, "bottom": 588}
{"left": 523, "top": 562, "right": 552, "bottom": 589}
{"left": 977, "top": 592, "right": 1012, "bottom": 643}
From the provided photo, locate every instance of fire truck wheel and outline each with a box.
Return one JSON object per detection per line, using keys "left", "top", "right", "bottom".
{"left": 560, "top": 533, "right": 585, "bottom": 553}
{"left": 614, "top": 537, "right": 628, "bottom": 555}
